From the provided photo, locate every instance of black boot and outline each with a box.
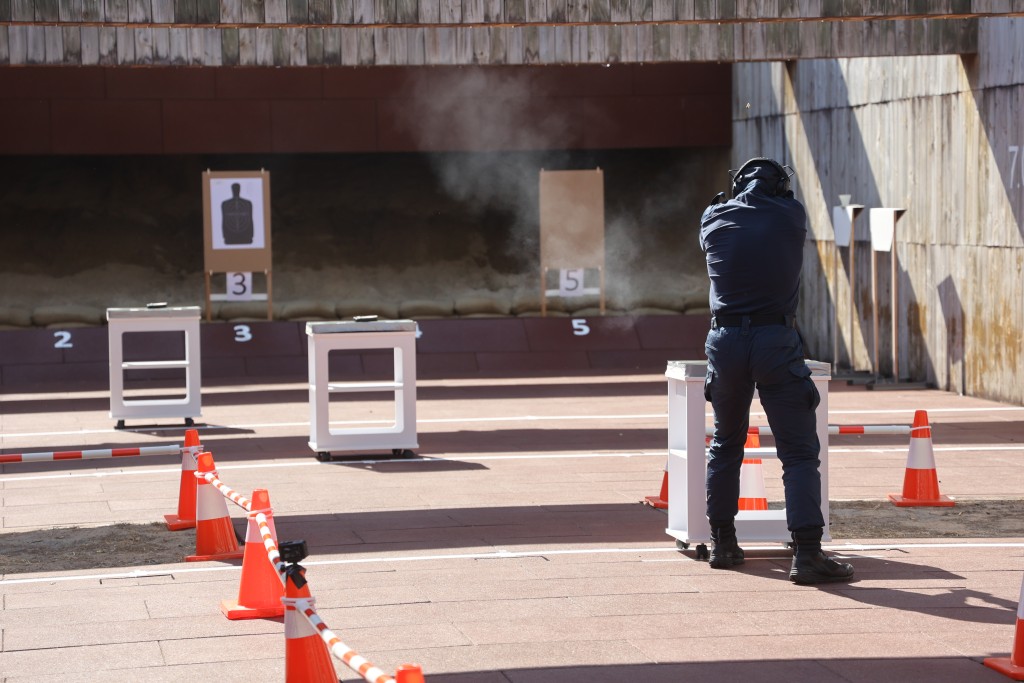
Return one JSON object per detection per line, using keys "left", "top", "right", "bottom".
{"left": 789, "top": 528, "right": 854, "bottom": 584}
{"left": 709, "top": 520, "right": 744, "bottom": 569}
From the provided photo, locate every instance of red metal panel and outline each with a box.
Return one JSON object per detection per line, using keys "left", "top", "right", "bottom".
{"left": 416, "top": 319, "right": 530, "bottom": 354}
{"left": 629, "top": 62, "right": 731, "bottom": 96}
{"left": 581, "top": 94, "right": 726, "bottom": 149}
{"left": 634, "top": 313, "right": 711, "bottom": 350}
{"left": 51, "top": 99, "right": 164, "bottom": 154}
{"left": 162, "top": 99, "right": 273, "bottom": 153}
{"left": 377, "top": 95, "right": 586, "bottom": 152}
{"left": 216, "top": 67, "right": 324, "bottom": 99}
{"left": 522, "top": 316, "right": 642, "bottom": 352}
{"left": 270, "top": 99, "right": 378, "bottom": 152}
{"left": 0, "top": 99, "right": 50, "bottom": 153}
{"left": 0, "top": 66, "right": 105, "bottom": 99}
{"left": 322, "top": 66, "right": 409, "bottom": 99}
{"left": 106, "top": 68, "right": 217, "bottom": 100}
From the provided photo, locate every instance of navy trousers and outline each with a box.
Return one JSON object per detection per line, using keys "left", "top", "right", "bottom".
{"left": 704, "top": 323, "right": 824, "bottom": 532}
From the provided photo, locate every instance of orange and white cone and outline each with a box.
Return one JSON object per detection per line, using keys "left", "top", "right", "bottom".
{"left": 738, "top": 431, "right": 768, "bottom": 511}
{"left": 984, "top": 574, "right": 1024, "bottom": 679}
{"left": 643, "top": 462, "right": 669, "bottom": 509}
{"left": 395, "top": 663, "right": 426, "bottom": 682}
{"left": 283, "top": 567, "right": 337, "bottom": 683}
{"left": 221, "top": 488, "right": 285, "bottom": 619}
{"left": 185, "top": 452, "right": 244, "bottom": 562}
{"left": 888, "top": 410, "right": 954, "bottom": 507}
{"left": 164, "top": 429, "right": 202, "bottom": 530}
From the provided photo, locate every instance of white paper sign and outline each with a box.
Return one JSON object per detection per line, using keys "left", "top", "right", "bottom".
{"left": 869, "top": 208, "right": 905, "bottom": 252}
{"left": 832, "top": 206, "right": 852, "bottom": 247}
{"left": 225, "top": 272, "right": 253, "bottom": 301}
{"left": 558, "top": 268, "right": 587, "bottom": 297}
{"left": 210, "top": 177, "right": 266, "bottom": 250}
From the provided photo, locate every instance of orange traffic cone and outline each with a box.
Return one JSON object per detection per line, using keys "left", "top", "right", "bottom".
{"left": 221, "top": 488, "right": 285, "bottom": 619}
{"left": 738, "top": 431, "right": 768, "bottom": 510}
{"left": 643, "top": 463, "right": 669, "bottom": 509}
{"left": 888, "top": 410, "right": 954, "bottom": 507}
{"left": 185, "top": 452, "right": 244, "bottom": 562}
{"left": 984, "top": 575, "right": 1024, "bottom": 679}
{"left": 164, "top": 429, "right": 202, "bottom": 530}
{"left": 283, "top": 566, "right": 337, "bottom": 682}
{"left": 396, "top": 663, "right": 426, "bottom": 682}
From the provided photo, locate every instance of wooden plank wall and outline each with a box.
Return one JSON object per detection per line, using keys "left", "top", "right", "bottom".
{"left": 0, "top": 1, "right": 996, "bottom": 66}
{"left": 0, "top": 0, "right": 1017, "bottom": 25}
{"left": 732, "top": 16, "right": 1024, "bottom": 404}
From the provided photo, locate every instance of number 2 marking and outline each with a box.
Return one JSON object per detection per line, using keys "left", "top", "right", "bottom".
{"left": 53, "top": 330, "right": 73, "bottom": 348}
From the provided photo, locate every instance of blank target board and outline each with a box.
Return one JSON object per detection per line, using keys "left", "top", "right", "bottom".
{"left": 539, "top": 169, "right": 605, "bottom": 270}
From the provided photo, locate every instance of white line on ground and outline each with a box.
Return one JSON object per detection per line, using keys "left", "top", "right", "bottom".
{"left": 1, "top": 442, "right": 1021, "bottom": 483}
{"left": 4, "top": 404, "right": 1023, "bottom": 440}
{"left": 3, "top": 540, "right": 1022, "bottom": 587}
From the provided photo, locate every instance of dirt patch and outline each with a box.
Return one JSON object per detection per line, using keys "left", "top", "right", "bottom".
{"left": 0, "top": 523, "right": 198, "bottom": 575}
{"left": 2, "top": 500, "right": 1022, "bottom": 576}
{"left": 827, "top": 499, "right": 1024, "bottom": 540}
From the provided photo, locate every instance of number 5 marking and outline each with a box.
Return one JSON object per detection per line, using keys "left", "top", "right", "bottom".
{"left": 233, "top": 324, "right": 252, "bottom": 343}
{"left": 53, "top": 330, "right": 73, "bottom": 348}
{"left": 571, "top": 319, "right": 590, "bottom": 336}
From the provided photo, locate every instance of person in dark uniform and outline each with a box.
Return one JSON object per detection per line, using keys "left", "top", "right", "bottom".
{"left": 699, "top": 157, "right": 854, "bottom": 585}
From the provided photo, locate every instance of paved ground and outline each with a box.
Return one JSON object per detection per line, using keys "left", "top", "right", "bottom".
{"left": 1, "top": 371, "right": 1023, "bottom": 682}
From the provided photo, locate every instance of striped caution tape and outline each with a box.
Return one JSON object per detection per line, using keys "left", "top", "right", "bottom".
{"left": 253, "top": 510, "right": 288, "bottom": 581}
{"left": 705, "top": 424, "right": 914, "bottom": 437}
{"left": 196, "top": 470, "right": 252, "bottom": 512}
{"left": 0, "top": 444, "right": 180, "bottom": 464}
{"left": 293, "top": 598, "right": 396, "bottom": 683}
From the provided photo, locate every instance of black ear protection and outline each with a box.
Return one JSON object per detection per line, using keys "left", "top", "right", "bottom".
{"left": 729, "top": 157, "right": 792, "bottom": 197}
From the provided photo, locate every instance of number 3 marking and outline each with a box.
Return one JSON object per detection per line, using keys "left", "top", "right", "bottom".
{"left": 571, "top": 319, "right": 590, "bottom": 336}
{"left": 53, "top": 330, "right": 73, "bottom": 348}
{"left": 233, "top": 324, "right": 252, "bottom": 343}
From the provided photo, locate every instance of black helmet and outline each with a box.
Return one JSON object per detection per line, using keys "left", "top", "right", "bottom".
{"left": 729, "top": 157, "right": 792, "bottom": 197}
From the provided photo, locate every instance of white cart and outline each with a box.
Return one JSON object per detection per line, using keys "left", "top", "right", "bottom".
{"left": 107, "top": 305, "right": 202, "bottom": 429}
{"left": 306, "top": 320, "right": 418, "bottom": 460}
{"left": 664, "top": 359, "right": 831, "bottom": 558}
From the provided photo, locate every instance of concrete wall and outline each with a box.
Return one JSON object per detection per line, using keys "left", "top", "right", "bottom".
{"left": 733, "top": 16, "right": 1024, "bottom": 404}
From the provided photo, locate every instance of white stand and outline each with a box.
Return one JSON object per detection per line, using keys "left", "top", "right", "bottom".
{"left": 107, "top": 306, "right": 202, "bottom": 428}
{"left": 664, "top": 360, "right": 831, "bottom": 555}
{"left": 306, "top": 320, "right": 418, "bottom": 459}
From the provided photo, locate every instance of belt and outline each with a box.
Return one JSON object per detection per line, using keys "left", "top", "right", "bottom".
{"left": 711, "top": 314, "right": 795, "bottom": 329}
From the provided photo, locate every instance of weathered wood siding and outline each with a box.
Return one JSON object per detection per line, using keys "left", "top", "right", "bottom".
{"left": 733, "top": 16, "right": 1024, "bottom": 403}
{"left": 0, "top": 1, "right": 992, "bottom": 66}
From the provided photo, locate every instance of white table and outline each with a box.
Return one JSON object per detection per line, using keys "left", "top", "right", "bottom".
{"left": 664, "top": 359, "right": 831, "bottom": 558}
{"left": 306, "top": 320, "right": 418, "bottom": 460}
{"left": 107, "top": 305, "right": 202, "bottom": 429}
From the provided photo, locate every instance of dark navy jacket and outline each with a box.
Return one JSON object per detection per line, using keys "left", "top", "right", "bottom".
{"left": 699, "top": 179, "right": 808, "bottom": 318}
